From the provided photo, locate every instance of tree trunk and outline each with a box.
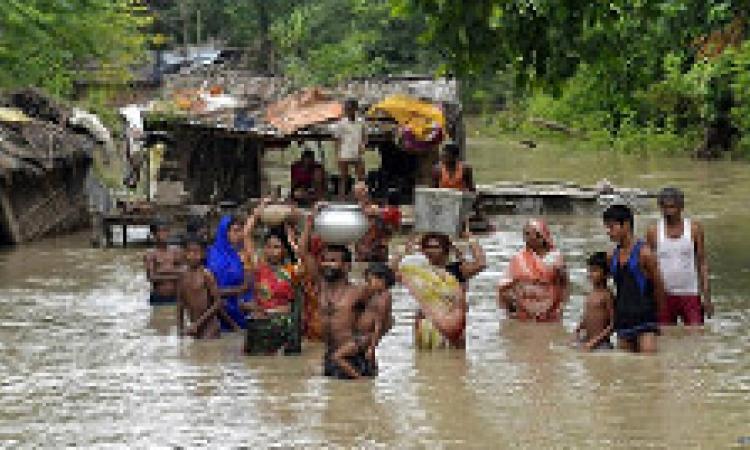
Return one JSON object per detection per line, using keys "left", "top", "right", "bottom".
{"left": 255, "top": 0, "right": 271, "bottom": 74}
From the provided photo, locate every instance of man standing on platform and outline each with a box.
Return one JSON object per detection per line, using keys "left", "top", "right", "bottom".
{"left": 334, "top": 99, "right": 366, "bottom": 200}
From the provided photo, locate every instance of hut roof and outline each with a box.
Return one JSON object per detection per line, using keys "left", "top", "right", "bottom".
{"left": 0, "top": 90, "right": 97, "bottom": 176}
{"left": 142, "top": 72, "right": 460, "bottom": 140}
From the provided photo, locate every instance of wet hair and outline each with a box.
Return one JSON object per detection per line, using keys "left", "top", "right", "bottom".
{"left": 264, "top": 226, "right": 297, "bottom": 263}
{"left": 443, "top": 141, "right": 460, "bottom": 158}
{"left": 366, "top": 262, "right": 396, "bottom": 288}
{"left": 186, "top": 216, "right": 206, "bottom": 234}
{"left": 587, "top": 251, "right": 609, "bottom": 275}
{"left": 602, "top": 204, "right": 634, "bottom": 230}
{"left": 226, "top": 215, "right": 245, "bottom": 229}
{"left": 344, "top": 98, "right": 358, "bottom": 110}
{"left": 150, "top": 217, "right": 169, "bottom": 234}
{"left": 324, "top": 244, "right": 352, "bottom": 263}
{"left": 183, "top": 233, "right": 205, "bottom": 249}
{"left": 658, "top": 187, "right": 685, "bottom": 207}
{"left": 421, "top": 232, "right": 451, "bottom": 253}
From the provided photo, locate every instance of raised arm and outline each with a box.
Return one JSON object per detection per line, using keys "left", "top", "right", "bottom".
{"left": 693, "top": 221, "right": 713, "bottom": 317}
{"left": 298, "top": 202, "right": 324, "bottom": 278}
{"left": 459, "top": 229, "right": 487, "bottom": 281}
{"left": 645, "top": 224, "right": 658, "bottom": 251}
{"left": 206, "top": 271, "right": 241, "bottom": 331}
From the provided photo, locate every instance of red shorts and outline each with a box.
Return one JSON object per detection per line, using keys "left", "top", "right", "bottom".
{"left": 659, "top": 295, "right": 703, "bottom": 325}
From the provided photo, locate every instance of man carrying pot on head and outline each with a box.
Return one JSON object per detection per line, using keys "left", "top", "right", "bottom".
{"left": 299, "top": 203, "right": 380, "bottom": 379}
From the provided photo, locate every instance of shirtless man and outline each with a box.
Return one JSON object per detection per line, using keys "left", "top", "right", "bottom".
{"left": 574, "top": 252, "right": 614, "bottom": 351}
{"left": 144, "top": 219, "right": 183, "bottom": 304}
{"left": 646, "top": 187, "right": 713, "bottom": 326}
{"left": 177, "top": 235, "right": 240, "bottom": 338}
{"left": 299, "top": 205, "right": 371, "bottom": 379}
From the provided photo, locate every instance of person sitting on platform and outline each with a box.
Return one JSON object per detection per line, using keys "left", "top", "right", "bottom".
{"left": 144, "top": 218, "right": 183, "bottom": 305}
{"left": 432, "top": 142, "right": 475, "bottom": 192}
{"left": 290, "top": 149, "right": 325, "bottom": 207}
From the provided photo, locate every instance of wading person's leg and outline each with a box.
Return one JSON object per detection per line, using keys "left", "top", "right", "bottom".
{"left": 637, "top": 332, "right": 657, "bottom": 354}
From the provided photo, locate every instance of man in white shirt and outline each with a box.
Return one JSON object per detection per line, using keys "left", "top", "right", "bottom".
{"left": 646, "top": 187, "right": 713, "bottom": 326}
{"left": 334, "top": 99, "right": 366, "bottom": 200}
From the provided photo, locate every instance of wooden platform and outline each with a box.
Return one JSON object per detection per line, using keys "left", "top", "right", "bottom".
{"left": 475, "top": 181, "right": 654, "bottom": 215}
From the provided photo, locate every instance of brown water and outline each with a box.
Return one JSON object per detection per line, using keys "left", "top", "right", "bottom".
{"left": 1, "top": 138, "right": 749, "bottom": 448}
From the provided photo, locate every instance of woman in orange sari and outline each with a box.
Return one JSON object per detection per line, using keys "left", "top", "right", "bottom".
{"left": 497, "top": 219, "right": 569, "bottom": 322}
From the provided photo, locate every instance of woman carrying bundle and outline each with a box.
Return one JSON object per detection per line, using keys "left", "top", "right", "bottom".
{"left": 394, "top": 231, "right": 486, "bottom": 349}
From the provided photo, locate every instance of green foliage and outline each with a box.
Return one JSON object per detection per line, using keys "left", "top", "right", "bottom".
{"left": 271, "top": 0, "right": 438, "bottom": 87}
{"left": 0, "top": 0, "right": 150, "bottom": 97}
{"left": 393, "top": 0, "right": 750, "bottom": 154}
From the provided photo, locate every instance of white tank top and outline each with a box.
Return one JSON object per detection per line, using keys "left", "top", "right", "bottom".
{"left": 657, "top": 218, "right": 699, "bottom": 295}
{"left": 336, "top": 119, "right": 364, "bottom": 161}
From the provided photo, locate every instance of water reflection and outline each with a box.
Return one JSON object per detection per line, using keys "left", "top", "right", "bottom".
{"left": 1, "top": 143, "right": 749, "bottom": 447}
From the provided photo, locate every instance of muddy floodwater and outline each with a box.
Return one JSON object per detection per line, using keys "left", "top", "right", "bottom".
{"left": 1, "top": 139, "right": 749, "bottom": 448}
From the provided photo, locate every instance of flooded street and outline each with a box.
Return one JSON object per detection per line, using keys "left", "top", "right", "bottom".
{"left": 1, "top": 140, "right": 749, "bottom": 448}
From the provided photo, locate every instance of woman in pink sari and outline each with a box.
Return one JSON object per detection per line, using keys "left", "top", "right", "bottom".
{"left": 497, "top": 219, "right": 569, "bottom": 322}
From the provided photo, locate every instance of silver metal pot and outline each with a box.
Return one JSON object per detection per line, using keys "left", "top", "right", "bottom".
{"left": 313, "top": 203, "right": 369, "bottom": 245}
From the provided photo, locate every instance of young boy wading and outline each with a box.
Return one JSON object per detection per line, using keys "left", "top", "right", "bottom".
{"left": 603, "top": 205, "right": 665, "bottom": 353}
{"left": 145, "top": 219, "right": 183, "bottom": 304}
{"left": 646, "top": 187, "right": 713, "bottom": 326}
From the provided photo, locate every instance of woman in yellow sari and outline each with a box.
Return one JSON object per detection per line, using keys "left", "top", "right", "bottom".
{"left": 394, "top": 232, "right": 486, "bottom": 349}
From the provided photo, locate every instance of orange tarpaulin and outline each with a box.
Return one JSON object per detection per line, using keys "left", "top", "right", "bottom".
{"left": 265, "top": 88, "right": 344, "bottom": 135}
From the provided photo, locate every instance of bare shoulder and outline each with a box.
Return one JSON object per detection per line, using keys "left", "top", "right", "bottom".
{"left": 639, "top": 243, "right": 656, "bottom": 261}
{"left": 202, "top": 268, "right": 217, "bottom": 283}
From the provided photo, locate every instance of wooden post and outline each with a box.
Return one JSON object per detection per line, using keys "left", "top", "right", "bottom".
{"left": 105, "top": 220, "right": 113, "bottom": 248}
{"left": 0, "top": 185, "right": 22, "bottom": 244}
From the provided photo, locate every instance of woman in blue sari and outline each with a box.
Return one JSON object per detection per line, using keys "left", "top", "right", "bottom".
{"left": 206, "top": 215, "right": 253, "bottom": 330}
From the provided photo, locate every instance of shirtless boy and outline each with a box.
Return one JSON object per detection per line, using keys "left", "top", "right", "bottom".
{"left": 574, "top": 252, "right": 614, "bottom": 351}
{"left": 646, "top": 187, "right": 713, "bottom": 326}
{"left": 177, "top": 235, "right": 241, "bottom": 338}
{"left": 603, "top": 205, "right": 665, "bottom": 353}
{"left": 299, "top": 207, "right": 370, "bottom": 379}
{"left": 332, "top": 262, "right": 395, "bottom": 376}
{"left": 145, "top": 219, "right": 183, "bottom": 304}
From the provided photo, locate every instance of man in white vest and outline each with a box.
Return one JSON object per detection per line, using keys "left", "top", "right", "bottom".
{"left": 646, "top": 187, "right": 713, "bottom": 325}
{"left": 333, "top": 99, "right": 366, "bottom": 200}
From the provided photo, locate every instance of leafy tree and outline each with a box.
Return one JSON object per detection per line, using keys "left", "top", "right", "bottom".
{"left": 0, "top": 0, "right": 151, "bottom": 97}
